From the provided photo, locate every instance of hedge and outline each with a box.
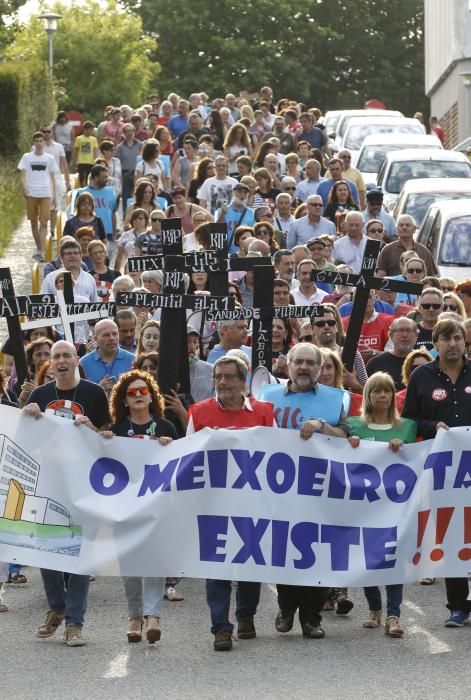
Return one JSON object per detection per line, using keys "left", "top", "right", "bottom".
{"left": 0, "top": 60, "right": 56, "bottom": 156}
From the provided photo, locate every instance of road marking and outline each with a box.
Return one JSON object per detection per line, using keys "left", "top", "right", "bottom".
{"left": 408, "top": 624, "right": 451, "bottom": 654}
{"left": 104, "top": 652, "right": 129, "bottom": 678}
{"left": 403, "top": 599, "right": 425, "bottom": 616}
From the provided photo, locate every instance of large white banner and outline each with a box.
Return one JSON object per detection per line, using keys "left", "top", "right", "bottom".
{"left": 0, "top": 405, "right": 470, "bottom": 586}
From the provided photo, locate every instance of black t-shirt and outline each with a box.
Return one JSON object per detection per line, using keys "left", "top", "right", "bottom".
{"left": 89, "top": 267, "right": 121, "bottom": 302}
{"left": 415, "top": 324, "right": 434, "bottom": 351}
{"left": 366, "top": 351, "right": 406, "bottom": 391}
{"left": 111, "top": 415, "right": 177, "bottom": 439}
{"left": 26, "top": 379, "right": 110, "bottom": 428}
{"left": 63, "top": 215, "right": 106, "bottom": 241}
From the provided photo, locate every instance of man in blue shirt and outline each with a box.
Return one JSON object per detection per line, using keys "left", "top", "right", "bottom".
{"left": 298, "top": 112, "right": 328, "bottom": 152}
{"left": 362, "top": 189, "right": 396, "bottom": 238}
{"left": 80, "top": 319, "right": 134, "bottom": 392}
{"left": 168, "top": 99, "right": 190, "bottom": 140}
{"left": 216, "top": 182, "right": 256, "bottom": 253}
{"left": 317, "top": 158, "right": 359, "bottom": 207}
{"left": 78, "top": 164, "right": 117, "bottom": 240}
{"left": 207, "top": 320, "right": 252, "bottom": 364}
{"left": 295, "top": 160, "right": 325, "bottom": 202}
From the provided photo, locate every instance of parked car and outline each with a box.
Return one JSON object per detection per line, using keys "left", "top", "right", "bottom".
{"left": 355, "top": 133, "right": 442, "bottom": 185}
{"left": 339, "top": 117, "right": 424, "bottom": 162}
{"left": 415, "top": 199, "right": 471, "bottom": 281}
{"left": 333, "top": 109, "right": 403, "bottom": 145}
{"left": 392, "top": 178, "right": 471, "bottom": 227}
{"left": 453, "top": 136, "right": 471, "bottom": 159}
{"left": 376, "top": 149, "right": 471, "bottom": 210}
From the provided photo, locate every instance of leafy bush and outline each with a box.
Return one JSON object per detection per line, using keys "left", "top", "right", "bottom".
{"left": 0, "top": 158, "right": 23, "bottom": 255}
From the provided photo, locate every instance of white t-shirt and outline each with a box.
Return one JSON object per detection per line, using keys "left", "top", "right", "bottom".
{"left": 17, "top": 151, "right": 55, "bottom": 197}
{"left": 291, "top": 286, "right": 327, "bottom": 306}
{"left": 197, "top": 175, "right": 238, "bottom": 215}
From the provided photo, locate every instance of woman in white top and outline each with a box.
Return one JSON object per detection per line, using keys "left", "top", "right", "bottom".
{"left": 135, "top": 141, "right": 168, "bottom": 191}
{"left": 223, "top": 123, "right": 253, "bottom": 175}
{"left": 52, "top": 111, "right": 74, "bottom": 165}
{"left": 115, "top": 208, "right": 149, "bottom": 272}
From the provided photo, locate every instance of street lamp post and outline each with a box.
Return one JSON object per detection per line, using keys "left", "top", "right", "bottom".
{"left": 38, "top": 12, "right": 62, "bottom": 79}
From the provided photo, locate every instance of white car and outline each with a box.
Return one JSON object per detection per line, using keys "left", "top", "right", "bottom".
{"left": 339, "top": 117, "right": 424, "bottom": 163}
{"left": 376, "top": 149, "right": 471, "bottom": 211}
{"left": 333, "top": 109, "right": 403, "bottom": 145}
{"left": 355, "top": 133, "right": 442, "bottom": 186}
{"left": 392, "top": 178, "right": 471, "bottom": 227}
{"left": 416, "top": 199, "right": 471, "bottom": 281}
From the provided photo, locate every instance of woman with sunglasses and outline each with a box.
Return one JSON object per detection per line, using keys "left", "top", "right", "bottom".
{"left": 348, "top": 372, "right": 417, "bottom": 638}
{"left": 396, "top": 257, "right": 426, "bottom": 305}
{"left": 115, "top": 208, "right": 149, "bottom": 272}
{"left": 101, "top": 369, "right": 176, "bottom": 643}
{"left": 442, "top": 291, "right": 466, "bottom": 319}
{"left": 253, "top": 221, "right": 279, "bottom": 254}
{"left": 284, "top": 153, "right": 303, "bottom": 183}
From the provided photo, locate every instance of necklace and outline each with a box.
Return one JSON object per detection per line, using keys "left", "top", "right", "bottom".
{"left": 55, "top": 382, "right": 79, "bottom": 404}
{"left": 128, "top": 416, "right": 154, "bottom": 437}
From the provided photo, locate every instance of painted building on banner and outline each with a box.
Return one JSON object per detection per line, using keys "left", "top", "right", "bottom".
{"left": 0, "top": 435, "right": 70, "bottom": 526}
{"left": 424, "top": 0, "right": 471, "bottom": 146}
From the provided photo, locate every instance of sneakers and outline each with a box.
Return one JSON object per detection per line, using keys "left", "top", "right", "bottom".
{"left": 146, "top": 615, "right": 161, "bottom": 644}
{"left": 127, "top": 615, "right": 144, "bottom": 642}
{"left": 35, "top": 609, "right": 65, "bottom": 638}
{"left": 445, "top": 610, "right": 470, "bottom": 627}
{"left": 237, "top": 618, "right": 256, "bottom": 639}
{"left": 64, "top": 624, "right": 86, "bottom": 646}
{"left": 336, "top": 596, "right": 354, "bottom": 615}
{"left": 301, "top": 621, "right": 325, "bottom": 639}
{"left": 385, "top": 616, "right": 404, "bottom": 638}
{"left": 275, "top": 610, "right": 294, "bottom": 633}
{"left": 213, "top": 629, "right": 232, "bottom": 651}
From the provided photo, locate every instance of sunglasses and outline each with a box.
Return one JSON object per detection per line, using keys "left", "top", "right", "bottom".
{"left": 420, "top": 303, "right": 441, "bottom": 310}
{"left": 407, "top": 267, "right": 424, "bottom": 274}
{"left": 285, "top": 187, "right": 296, "bottom": 191}
{"left": 258, "top": 229, "right": 270, "bottom": 235}
{"left": 368, "top": 228, "right": 383, "bottom": 234}
{"left": 443, "top": 304, "right": 458, "bottom": 311}
{"left": 126, "top": 386, "right": 150, "bottom": 397}
{"left": 308, "top": 203, "right": 323, "bottom": 207}
{"left": 151, "top": 217, "right": 163, "bottom": 222}
{"left": 314, "top": 319, "right": 336, "bottom": 328}
{"left": 300, "top": 334, "right": 313, "bottom": 342}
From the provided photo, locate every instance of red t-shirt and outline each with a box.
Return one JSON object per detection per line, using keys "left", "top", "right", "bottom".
{"left": 188, "top": 397, "right": 274, "bottom": 432}
{"left": 342, "top": 313, "right": 393, "bottom": 353}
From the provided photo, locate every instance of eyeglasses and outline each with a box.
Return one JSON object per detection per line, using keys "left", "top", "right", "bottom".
{"left": 368, "top": 228, "right": 384, "bottom": 234}
{"left": 126, "top": 386, "right": 150, "bottom": 397}
{"left": 407, "top": 267, "right": 424, "bottom": 274}
{"left": 420, "top": 303, "right": 442, "bottom": 310}
{"left": 308, "top": 203, "right": 323, "bottom": 207}
{"left": 314, "top": 319, "right": 336, "bottom": 328}
{"left": 151, "top": 217, "right": 163, "bottom": 222}
{"left": 258, "top": 229, "right": 270, "bottom": 235}
{"left": 443, "top": 303, "right": 458, "bottom": 311}
{"left": 299, "top": 334, "right": 313, "bottom": 342}
{"left": 285, "top": 187, "right": 296, "bottom": 191}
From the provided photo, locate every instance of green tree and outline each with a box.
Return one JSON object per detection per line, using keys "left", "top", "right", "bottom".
{"left": 122, "top": 0, "right": 425, "bottom": 116}
{"left": 4, "top": 0, "right": 157, "bottom": 118}
{"left": 0, "top": 0, "right": 27, "bottom": 50}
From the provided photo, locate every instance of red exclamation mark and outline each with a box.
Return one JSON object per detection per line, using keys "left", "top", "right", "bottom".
{"left": 413, "top": 510, "right": 431, "bottom": 565}
{"left": 430, "top": 507, "right": 455, "bottom": 561}
{"left": 458, "top": 507, "right": 471, "bottom": 561}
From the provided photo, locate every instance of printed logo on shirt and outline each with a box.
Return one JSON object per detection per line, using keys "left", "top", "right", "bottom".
{"left": 45, "top": 399, "right": 84, "bottom": 419}
{"left": 432, "top": 388, "right": 447, "bottom": 402}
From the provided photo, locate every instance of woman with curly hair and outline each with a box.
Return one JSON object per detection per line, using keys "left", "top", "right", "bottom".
{"left": 123, "top": 179, "right": 159, "bottom": 228}
{"left": 323, "top": 180, "right": 358, "bottom": 225}
{"left": 223, "top": 123, "right": 253, "bottom": 174}
{"left": 102, "top": 369, "right": 177, "bottom": 643}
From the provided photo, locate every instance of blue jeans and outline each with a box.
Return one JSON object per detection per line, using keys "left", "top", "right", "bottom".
{"left": 122, "top": 577, "right": 165, "bottom": 617}
{"left": 8, "top": 564, "right": 21, "bottom": 575}
{"left": 363, "top": 584, "right": 403, "bottom": 618}
{"left": 40, "top": 569, "right": 90, "bottom": 627}
{"left": 206, "top": 579, "right": 261, "bottom": 634}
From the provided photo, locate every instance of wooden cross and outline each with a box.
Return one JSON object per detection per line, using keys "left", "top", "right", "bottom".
{"left": 311, "top": 239, "right": 424, "bottom": 371}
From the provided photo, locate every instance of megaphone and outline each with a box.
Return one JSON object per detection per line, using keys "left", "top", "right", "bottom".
{"left": 249, "top": 365, "right": 286, "bottom": 399}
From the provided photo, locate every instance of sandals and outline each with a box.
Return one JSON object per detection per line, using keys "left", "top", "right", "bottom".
{"left": 165, "top": 586, "right": 184, "bottom": 601}
{"left": 385, "top": 615, "right": 404, "bottom": 638}
{"left": 420, "top": 578, "right": 435, "bottom": 585}
{"left": 0, "top": 602, "right": 8, "bottom": 612}
{"left": 7, "top": 572, "right": 27, "bottom": 584}
{"left": 363, "top": 610, "right": 382, "bottom": 628}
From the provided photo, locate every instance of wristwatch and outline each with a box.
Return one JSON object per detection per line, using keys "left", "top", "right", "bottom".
{"left": 317, "top": 419, "right": 327, "bottom": 433}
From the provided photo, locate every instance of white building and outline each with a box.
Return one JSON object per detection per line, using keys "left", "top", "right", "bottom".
{"left": 425, "top": 0, "right": 471, "bottom": 146}
{"left": 22, "top": 495, "right": 70, "bottom": 527}
{"left": 0, "top": 435, "right": 39, "bottom": 514}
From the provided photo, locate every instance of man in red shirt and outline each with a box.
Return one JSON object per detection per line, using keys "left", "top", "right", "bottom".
{"left": 342, "top": 291, "right": 393, "bottom": 365}
{"left": 187, "top": 356, "right": 275, "bottom": 651}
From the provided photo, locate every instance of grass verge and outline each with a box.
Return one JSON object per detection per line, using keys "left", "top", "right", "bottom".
{"left": 0, "top": 157, "right": 23, "bottom": 256}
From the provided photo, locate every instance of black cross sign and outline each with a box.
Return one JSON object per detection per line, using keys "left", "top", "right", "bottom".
{"left": 311, "top": 239, "right": 423, "bottom": 371}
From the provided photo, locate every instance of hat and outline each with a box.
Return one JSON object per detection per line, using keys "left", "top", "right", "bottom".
{"left": 306, "top": 237, "right": 326, "bottom": 248}
{"left": 233, "top": 182, "right": 250, "bottom": 191}
{"left": 366, "top": 189, "right": 384, "bottom": 204}
{"left": 187, "top": 325, "right": 200, "bottom": 336}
